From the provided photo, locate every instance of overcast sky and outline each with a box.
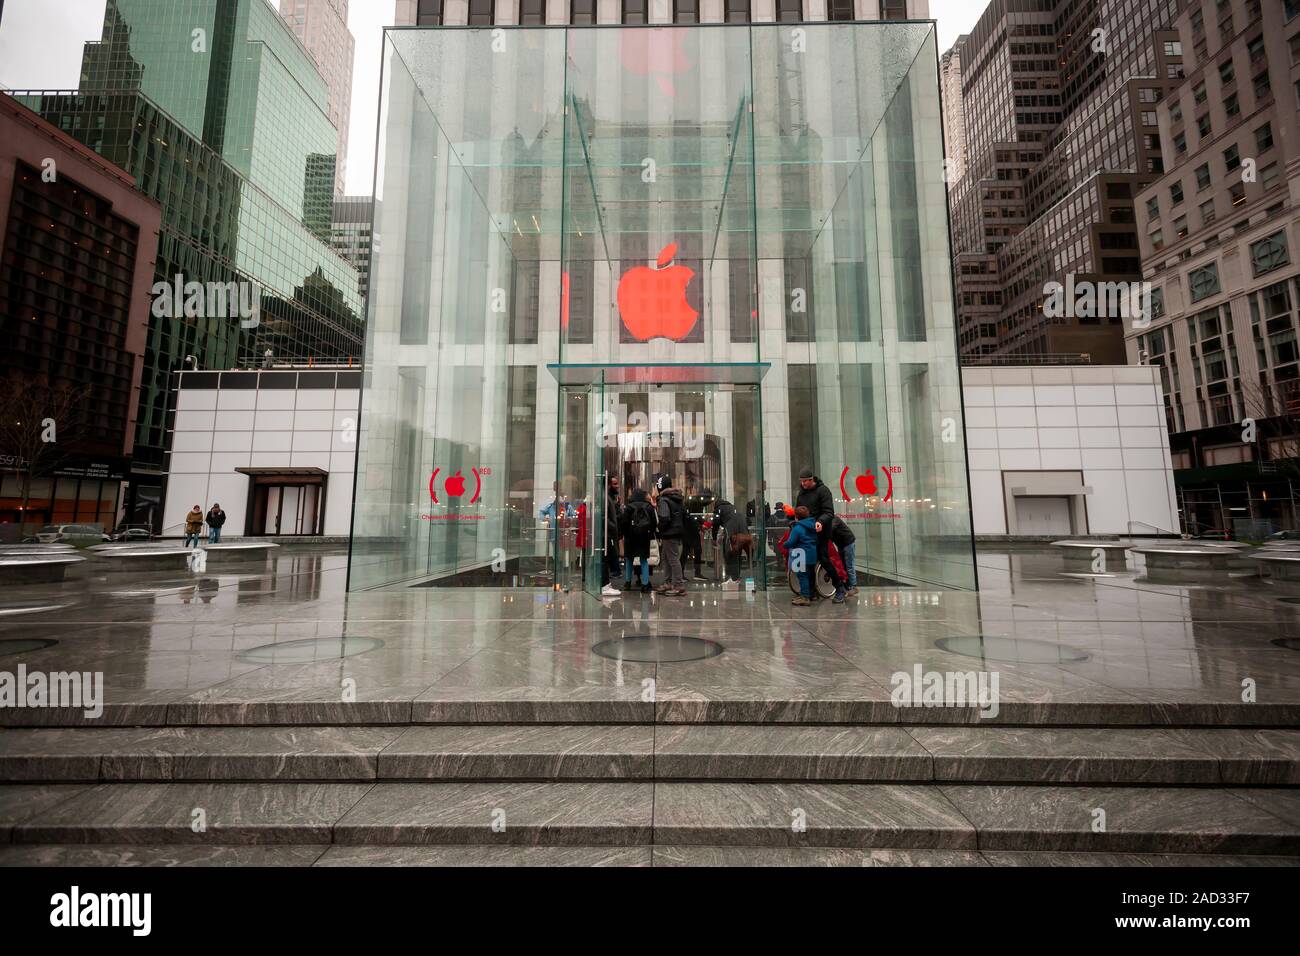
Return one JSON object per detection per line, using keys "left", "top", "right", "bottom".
{"left": 0, "top": 0, "right": 983, "bottom": 196}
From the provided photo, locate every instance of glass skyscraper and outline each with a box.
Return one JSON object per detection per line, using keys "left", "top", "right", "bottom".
{"left": 15, "top": 0, "right": 363, "bottom": 524}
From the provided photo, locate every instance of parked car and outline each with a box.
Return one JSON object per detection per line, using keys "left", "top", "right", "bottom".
{"left": 24, "top": 523, "right": 110, "bottom": 546}
{"left": 1267, "top": 529, "right": 1300, "bottom": 541}
{"left": 111, "top": 524, "right": 155, "bottom": 542}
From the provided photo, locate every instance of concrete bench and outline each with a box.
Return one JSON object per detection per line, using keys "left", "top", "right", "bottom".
{"left": 86, "top": 544, "right": 195, "bottom": 573}
{"left": 200, "top": 541, "right": 280, "bottom": 566}
{"left": 1249, "top": 553, "right": 1300, "bottom": 582}
{"left": 0, "top": 544, "right": 77, "bottom": 557}
{"left": 0, "top": 555, "right": 84, "bottom": 584}
{"left": 1051, "top": 540, "right": 1130, "bottom": 573}
{"left": 1129, "top": 546, "right": 1234, "bottom": 582}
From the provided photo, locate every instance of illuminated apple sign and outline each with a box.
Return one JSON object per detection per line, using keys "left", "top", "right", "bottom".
{"left": 617, "top": 243, "right": 699, "bottom": 342}
{"left": 619, "top": 28, "right": 692, "bottom": 98}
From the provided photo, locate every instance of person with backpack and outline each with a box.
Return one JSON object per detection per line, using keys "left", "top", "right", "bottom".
{"left": 653, "top": 474, "right": 687, "bottom": 595}
{"left": 619, "top": 487, "right": 657, "bottom": 593}
{"left": 830, "top": 515, "right": 858, "bottom": 596}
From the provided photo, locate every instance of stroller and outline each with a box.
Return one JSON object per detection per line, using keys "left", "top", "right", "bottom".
{"left": 775, "top": 528, "right": 847, "bottom": 600}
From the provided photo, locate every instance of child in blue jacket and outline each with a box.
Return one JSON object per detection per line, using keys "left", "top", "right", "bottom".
{"left": 785, "top": 506, "right": 819, "bottom": 606}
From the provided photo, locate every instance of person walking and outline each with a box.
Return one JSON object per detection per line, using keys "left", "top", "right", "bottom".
{"left": 620, "top": 487, "right": 657, "bottom": 593}
{"left": 183, "top": 505, "right": 204, "bottom": 548}
{"left": 711, "top": 499, "right": 752, "bottom": 582}
{"left": 830, "top": 515, "right": 858, "bottom": 596}
{"left": 205, "top": 503, "right": 227, "bottom": 544}
{"left": 795, "top": 467, "right": 845, "bottom": 603}
{"left": 785, "top": 506, "right": 819, "bottom": 606}
{"left": 600, "top": 476, "right": 623, "bottom": 598}
{"left": 653, "top": 474, "right": 687, "bottom": 595}
{"left": 681, "top": 507, "right": 706, "bottom": 580}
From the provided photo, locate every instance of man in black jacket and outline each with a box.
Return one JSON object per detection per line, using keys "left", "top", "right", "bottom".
{"left": 599, "top": 476, "right": 623, "bottom": 597}
{"left": 654, "top": 474, "right": 686, "bottom": 595}
{"left": 795, "top": 468, "right": 845, "bottom": 602}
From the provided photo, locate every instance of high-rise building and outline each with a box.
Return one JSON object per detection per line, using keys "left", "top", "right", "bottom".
{"left": 279, "top": 0, "right": 355, "bottom": 197}
{"left": 331, "top": 195, "right": 372, "bottom": 304}
{"left": 14, "top": 0, "right": 363, "bottom": 526}
{"left": 939, "top": 35, "right": 968, "bottom": 185}
{"left": 1128, "top": 0, "right": 1300, "bottom": 535}
{"left": 947, "top": 0, "right": 1185, "bottom": 363}
{"left": 393, "top": 0, "right": 929, "bottom": 27}
{"left": 0, "top": 93, "right": 162, "bottom": 532}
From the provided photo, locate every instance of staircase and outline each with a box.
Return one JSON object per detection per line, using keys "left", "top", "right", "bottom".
{"left": 2, "top": 700, "right": 1298, "bottom": 866}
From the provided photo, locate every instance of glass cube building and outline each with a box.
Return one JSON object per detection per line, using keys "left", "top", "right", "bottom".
{"left": 351, "top": 21, "right": 976, "bottom": 594}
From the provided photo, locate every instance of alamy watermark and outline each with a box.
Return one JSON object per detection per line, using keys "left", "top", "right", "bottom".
{"left": 151, "top": 274, "right": 261, "bottom": 328}
{"left": 0, "top": 665, "right": 103, "bottom": 719}
{"left": 890, "top": 664, "right": 1000, "bottom": 719}
{"left": 1042, "top": 275, "right": 1153, "bottom": 329}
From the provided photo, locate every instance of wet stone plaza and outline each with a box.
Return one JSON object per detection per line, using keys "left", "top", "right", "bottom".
{"left": 0, "top": 542, "right": 1298, "bottom": 867}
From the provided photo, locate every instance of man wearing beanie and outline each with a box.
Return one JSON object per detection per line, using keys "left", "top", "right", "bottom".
{"left": 795, "top": 467, "right": 846, "bottom": 602}
{"left": 653, "top": 473, "right": 687, "bottom": 595}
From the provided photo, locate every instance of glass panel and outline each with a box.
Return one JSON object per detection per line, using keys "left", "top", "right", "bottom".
{"left": 353, "top": 22, "right": 976, "bottom": 593}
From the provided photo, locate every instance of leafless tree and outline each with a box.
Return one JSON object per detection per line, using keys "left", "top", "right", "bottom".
{"left": 0, "top": 375, "right": 93, "bottom": 531}
{"left": 1240, "top": 378, "right": 1300, "bottom": 481}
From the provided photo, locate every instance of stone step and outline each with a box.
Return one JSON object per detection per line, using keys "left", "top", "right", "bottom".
{"left": 2, "top": 781, "right": 1298, "bottom": 855}
{"left": 3, "top": 725, "right": 1299, "bottom": 786}
{"left": 4, "top": 844, "right": 1298, "bottom": 867}
{"left": 4, "top": 689, "right": 1296, "bottom": 729}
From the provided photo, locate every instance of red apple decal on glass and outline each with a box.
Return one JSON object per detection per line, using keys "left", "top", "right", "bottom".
{"left": 444, "top": 471, "right": 467, "bottom": 498}
{"left": 855, "top": 471, "right": 878, "bottom": 497}
{"left": 620, "top": 28, "right": 692, "bottom": 98}
{"left": 617, "top": 243, "right": 699, "bottom": 342}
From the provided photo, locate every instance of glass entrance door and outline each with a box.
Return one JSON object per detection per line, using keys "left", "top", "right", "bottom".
{"left": 583, "top": 377, "right": 609, "bottom": 598}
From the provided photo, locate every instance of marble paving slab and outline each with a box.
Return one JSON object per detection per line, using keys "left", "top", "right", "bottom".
{"left": 377, "top": 725, "right": 654, "bottom": 779}
{"left": 653, "top": 725, "right": 933, "bottom": 780}
{"left": 651, "top": 782, "right": 977, "bottom": 849}
{"left": 7, "top": 782, "right": 375, "bottom": 845}
{"left": 650, "top": 846, "right": 987, "bottom": 866}
{"left": 332, "top": 781, "right": 653, "bottom": 845}
{"left": 313, "top": 845, "right": 651, "bottom": 866}
{"left": 0, "top": 844, "right": 329, "bottom": 866}
{"left": 940, "top": 784, "right": 1300, "bottom": 855}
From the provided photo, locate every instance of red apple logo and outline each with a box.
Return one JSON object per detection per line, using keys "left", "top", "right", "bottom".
{"left": 617, "top": 243, "right": 698, "bottom": 342}
{"left": 855, "top": 471, "right": 878, "bottom": 497}
{"left": 444, "top": 471, "right": 467, "bottom": 498}
{"left": 620, "top": 28, "right": 692, "bottom": 98}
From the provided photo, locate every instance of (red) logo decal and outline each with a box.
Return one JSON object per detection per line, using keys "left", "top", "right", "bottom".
{"left": 619, "top": 28, "right": 693, "bottom": 98}
{"left": 429, "top": 467, "right": 484, "bottom": 505}
{"left": 839, "top": 466, "right": 894, "bottom": 503}
{"left": 617, "top": 243, "right": 698, "bottom": 342}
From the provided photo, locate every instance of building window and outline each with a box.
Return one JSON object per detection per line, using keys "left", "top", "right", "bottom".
{"left": 1262, "top": 162, "right": 1281, "bottom": 191}
{"left": 1223, "top": 144, "right": 1240, "bottom": 171}
{"left": 1218, "top": 59, "right": 1235, "bottom": 84}
{"left": 623, "top": 0, "right": 646, "bottom": 24}
{"left": 416, "top": 0, "right": 442, "bottom": 24}
{"left": 776, "top": 0, "right": 802, "bottom": 21}
{"left": 1170, "top": 181, "right": 1184, "bottom": 205}
{"left": 725, "top": 0, "right": 751, "bottom": 21}
{"left": 1251, "top": 232, "right": 1290, "bottom": 276}
{"left": 1199, "top": 198, "right": 1216, "bottom": 225}
{"left": 1253, "top": 70, "right": 1271, "bottom": 100}
{"left": 1174, "top": 215, "right": 1188, "bottom": 239}
{"left": 519, "top": 0, "right": 545, "bottom": 23}
{"left": 881, "top": 0, "right": 908, "bottom": 17}
{"left": 1255, "top": 122, "right": 1274, "bottom": 153}
{"left": 828, "top": 0, "right": 854, "bottom": 21}
{"left": 1170, "top": 101, "right": 1183, "bottom": 123}
{"left": 1224, "top": 92, "right": 1240, "bottom": 116}
{"left": 1189, "top": 264, "right": 1221, "bottom": 303}
{"left": 673, "top": 0, "right": 697, "bottom": 21}
{"left": 1192, "top": 80, "right": 1207, "bottom": 106}
{"left": 571, "top": 0, "right": 595, "bottom": 23}
{"left": 467, "top": 0, "right": 493, "bottom": 24}
{"left": 1247, "top": 35, "right": 1265, "bottom": 63}
{"left": 1145, "top": 196, "right": 1160, "bottom": 221}
{"left": 1150, "top": 228, "right": 1164, "bottom": 250}
{"left": 1229, "top": 181, "right": 1246, "bottom": 205}
{"left": 1195, "top": 163, "right": 1211, "bottom": 191}
{"left": 1150, "top": 287, "right": 1165, "bottom": 320}
{"left": 1196, "top": 114, "right": 1211, "bottom": 138}
{"left": 1173, "top": 131, "right": 1187, "bottom": 154}
{"left": 1164, "top": 40, "right": 1182, "bottom": 57}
